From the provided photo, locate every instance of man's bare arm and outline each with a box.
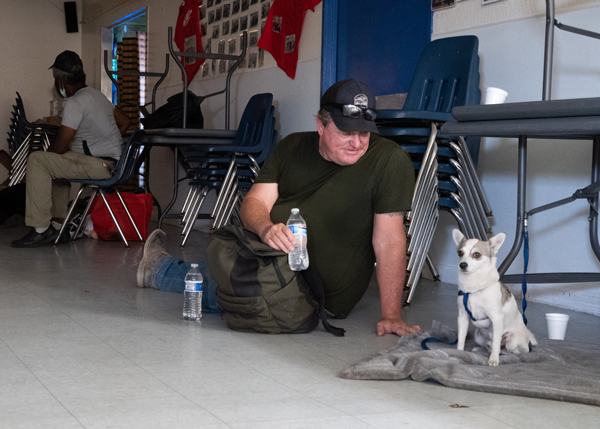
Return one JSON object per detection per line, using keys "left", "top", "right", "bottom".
{"left": 372, "top": 211, "right": 421, "bottom": 336}
{"left": 113, "top": 106, "right": 132, "bottom": 136}
{"left": 240, "top": 183, "right": 295, "bottom": 252}
{"left": 47, "top": 125, "right": 77, "bottom": 154}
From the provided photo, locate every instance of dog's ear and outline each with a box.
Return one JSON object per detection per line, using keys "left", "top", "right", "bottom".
{"left": 489, "top": 233, "right": 506, "bottom": 253}
{"left": 452, "top": 229, "right": 466, "bottom": 246}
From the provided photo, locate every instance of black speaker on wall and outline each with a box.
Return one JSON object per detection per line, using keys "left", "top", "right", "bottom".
{"left": 64, "top": 1, "right": 78, "bottom": 33}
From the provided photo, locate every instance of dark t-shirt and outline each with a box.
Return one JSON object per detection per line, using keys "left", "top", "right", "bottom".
{"left": 255, "top": 132, "right": 415, "bottom": 317}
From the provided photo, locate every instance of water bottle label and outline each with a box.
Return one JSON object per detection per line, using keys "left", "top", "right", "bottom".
{"left": 185, "top": 281, "right": 202, "bottom": 292}
{"left": 289, "top": 225, "right": 306, "bottom": 235}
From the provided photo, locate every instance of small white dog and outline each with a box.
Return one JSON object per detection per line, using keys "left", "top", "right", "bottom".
{"left": 452, "top": 229, "right": 537, "bottom": 366}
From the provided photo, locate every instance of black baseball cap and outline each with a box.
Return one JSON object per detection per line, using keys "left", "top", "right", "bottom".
{"left": 320, "top": 79, "right": 378, "bottom": 133}
{"left": 49, "top": 50, "right": 84, "bottom": 74}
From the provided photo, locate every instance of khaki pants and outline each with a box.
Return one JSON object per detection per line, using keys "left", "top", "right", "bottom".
{"left": 25, "top": 151, "right": 112, "bottom": 228}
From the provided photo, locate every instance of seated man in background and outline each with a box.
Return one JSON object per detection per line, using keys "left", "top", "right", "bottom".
{"left": 138, "top": 79, "right": 421, "bottom": 336}
{"left": 12, "top": 50, "right": 131, "bottom": 248}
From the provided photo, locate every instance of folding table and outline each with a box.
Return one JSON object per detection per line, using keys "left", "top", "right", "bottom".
{"left": 442, "top": 98, "right": 600, "bottom": 284}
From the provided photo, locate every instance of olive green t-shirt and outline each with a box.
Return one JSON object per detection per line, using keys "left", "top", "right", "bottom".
{"left": 255, "top": 132, "right": 415, "bottom": 317}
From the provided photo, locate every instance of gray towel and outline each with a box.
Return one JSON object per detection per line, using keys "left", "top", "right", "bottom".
{"left": 342, "top": 321, "right": 600, "bottom": 406}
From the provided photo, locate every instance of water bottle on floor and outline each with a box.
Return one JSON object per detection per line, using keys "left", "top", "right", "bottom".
{"left": 287, "top": 208, "right": 309, "bottom": 271}
{"left": 183, "top": 263, "right": 203, "bottom": 321}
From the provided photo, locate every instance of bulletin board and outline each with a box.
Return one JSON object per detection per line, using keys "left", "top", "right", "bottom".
{"left": 199, "top": 0, "right": 273, "bottom": 78}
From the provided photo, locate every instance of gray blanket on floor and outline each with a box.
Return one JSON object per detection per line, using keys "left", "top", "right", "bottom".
{"left": 342, "top": 321, "right": 600, "bottom": 407}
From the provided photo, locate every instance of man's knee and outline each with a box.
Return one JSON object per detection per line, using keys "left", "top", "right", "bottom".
{"left": 27, "top": 150, "right": 53, "bottom": 169}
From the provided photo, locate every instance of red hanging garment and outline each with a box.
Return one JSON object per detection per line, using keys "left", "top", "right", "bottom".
{"left": 174, "top": 0, "right": 204, "bottom": 84}
{"left": 257, "top": 0, "right": 322, "bottom": 80}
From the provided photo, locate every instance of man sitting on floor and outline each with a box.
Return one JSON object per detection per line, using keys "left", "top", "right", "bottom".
{"left": 12, "top": 50, "right": 131, "bottom": 248}
{"left": 137, "top": 79, "right": 421, "bottom": 336}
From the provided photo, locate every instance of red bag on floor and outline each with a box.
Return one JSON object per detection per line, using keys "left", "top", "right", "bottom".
{"left": 90, "top": 193, "right": 153, "bottom": 241}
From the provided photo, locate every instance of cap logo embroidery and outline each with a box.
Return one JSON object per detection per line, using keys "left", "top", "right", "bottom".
{"left": 354, "top": 94, "right": 368, "bottom": 109}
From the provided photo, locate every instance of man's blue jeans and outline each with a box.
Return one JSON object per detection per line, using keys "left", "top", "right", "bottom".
{"left": 153, "top": 257, "right": 219, "bottom": 313}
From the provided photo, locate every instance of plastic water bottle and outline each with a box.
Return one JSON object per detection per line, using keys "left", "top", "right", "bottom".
{"left": 287, "top": 208, "right": 309, "bottom": 271}
{"left": 183, "top": 263, "right": 203, "bottom": 321}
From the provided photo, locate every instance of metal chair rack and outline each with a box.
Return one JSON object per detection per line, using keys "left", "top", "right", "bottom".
{"left": 167, "top": 26, "right": 248, "bottom": 130}
{"left": 103, "top": 51, "right": 170, "bottom": 116}
{"left": 103, "top": 51, "right": 170, "bottom": 218}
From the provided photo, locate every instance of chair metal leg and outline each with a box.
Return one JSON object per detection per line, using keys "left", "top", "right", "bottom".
{"left": 449, "top": 146, "right": 492, "bottom": 233}
{"left": 221, "top": 189, "right": 241, "bottom": 229}
{"left": 405, "top": 212, "right": 439, "bottom": 305}
{"left": 449, "top": 192, "right": 476, "bottom": 239}
{"left": 55, "top": 185, "right": 86, "bottom": 245}
{"left": 181, "top": 187, "right": 209, "bottom": 248}
{"left": 98, "top": 189, "right": 129, "bottom": 247}
{"left": 407, "top": 162, "right": 437, "bottom": 227}
{"left": 113, "top": 189, "right": 144, "bottom": 241}
{"left": 213, "top": 178, "right": 239, "bottom": 229}
{"left": 210, "top": 156, "right": 236, "bottom": 218}
{"left": 449, "top": 208, "right": 468, "bottom": 237}
{"left": 450, "top": 172, "right": 487, "bottom": 240}
{"left": 181, "top": 185, "right": 202, "bottom": 229}
{"left": 72, "top": 188, "right": 98, "bottom": 240}
{"left": 212, "top": 176, "right": 237, "bottom": 229}
{"left": 425, "top": 254, "right": 440, "bottom": 281}
{"left": 457, "top": 136, "right": 493, "bottom": 216}
{"left": 407, "top": 203, "right": 438, "bottom": 271}
{"left": 180, "top": 183, "right": 196, "bottom": 222}
{"left": 413, "top": 123, "right": 438, "bottom": 192}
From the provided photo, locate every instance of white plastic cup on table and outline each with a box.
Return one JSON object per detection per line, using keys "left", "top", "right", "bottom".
{"left": 485, "top": 87, "right": 508, "bottom": 105}
{"left": 546, "top": 313, "right": 569, "bottom": 340}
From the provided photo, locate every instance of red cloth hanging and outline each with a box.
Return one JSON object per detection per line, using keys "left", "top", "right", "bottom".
{"left": 174, "top": 0, "right": 204, "bottom": 84}
{"left": 257, "top": 0, "right": 322, "bottom": 80}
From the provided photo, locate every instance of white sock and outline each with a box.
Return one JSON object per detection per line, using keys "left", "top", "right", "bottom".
{"left": 35, "top": 227, "right": 49, "bottom": 234}
{"left": 52, "top": 221, "right": 63, "bottom": 230}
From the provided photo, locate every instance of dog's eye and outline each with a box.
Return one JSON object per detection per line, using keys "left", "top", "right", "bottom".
{"left": 473, "top": 252, "right": 481, "bottom": 259}
{"left": 457, "top": 250, "right": 463, "bottom": 257}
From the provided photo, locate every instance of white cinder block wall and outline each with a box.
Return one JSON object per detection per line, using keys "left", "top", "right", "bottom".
{"left": 430, "top": 0, "right": 600, "bottom": 315}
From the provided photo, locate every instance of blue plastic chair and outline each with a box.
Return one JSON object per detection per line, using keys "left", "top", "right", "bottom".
{"left": 377, "top": 35, "right": 480, "bottom": 123}
{"left": 373, "top": 36, "right": 485, "bottom": 305}
{"left": 178, "top": 94, "right": 276, "bottom": 246}
{"left": 55, "top": 130, "right": 147, "bottom": 247}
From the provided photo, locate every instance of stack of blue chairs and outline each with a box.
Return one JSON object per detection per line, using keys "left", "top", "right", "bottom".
{"left": 178, "top": 93, "right": 277, "bottom": 247}
{"left": 6, "top": 93, "right": 58, "bottom": 186}
{"left": 374, "top": 35, "right": 493, "bottom": 305}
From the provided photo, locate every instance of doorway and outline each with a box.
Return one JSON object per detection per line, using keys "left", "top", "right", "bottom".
{"left": 101, "top": 8, "right": 148, "bottom": 129}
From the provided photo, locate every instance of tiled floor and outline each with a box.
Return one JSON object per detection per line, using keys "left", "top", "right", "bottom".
{"left": 1, "top": 222, "right": 599, "bottom": 428}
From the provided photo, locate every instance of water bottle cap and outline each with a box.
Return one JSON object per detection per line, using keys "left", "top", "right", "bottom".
{"left": 190, "top": 263, "right": 199, "bottom": 268}
{"left": 291, "top": 208, "right": 299, "bottom": 214}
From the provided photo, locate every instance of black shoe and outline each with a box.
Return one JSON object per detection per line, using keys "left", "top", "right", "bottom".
{"left": 11, "top": 226, "right": 60, "bottom": 248}
{"left": 57, "top": 228, "right": 72, "bottom": 243}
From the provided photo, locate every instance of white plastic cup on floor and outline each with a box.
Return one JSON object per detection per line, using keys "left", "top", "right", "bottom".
{"left": 485, "top": 87, "right": 508, "bottom": 105}
{"left": 546, "top": 313, "right": 570, "bottom": 340}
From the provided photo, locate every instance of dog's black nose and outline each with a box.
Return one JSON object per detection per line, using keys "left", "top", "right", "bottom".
{"left": 459, "top": 262, "right": 468, "bottom": 270}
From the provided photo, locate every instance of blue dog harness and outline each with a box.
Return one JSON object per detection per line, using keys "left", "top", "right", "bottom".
{"left": 458, "top": 290, "right": 489, "bottom": 322}
{"left": 421, "top": 290, "right": 488, "bottom": 350}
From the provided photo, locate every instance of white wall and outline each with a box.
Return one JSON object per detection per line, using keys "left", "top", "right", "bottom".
{"left": 432, "top": 0, "right": 600, "bottom": 315}
{"left": 80, "top": 0, "right": 322, "bottom": 231}
{"left": 0, "top": 0, "right": 82, "bottom": 154}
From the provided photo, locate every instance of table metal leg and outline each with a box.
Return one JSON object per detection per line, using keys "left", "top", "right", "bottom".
{"left": 589, "top": 136, "right": 600, "bottom": 260}
{"left": 158, "top": 146, "right": 180, "bottom": 229}
{"left": 499, "top": 135, "right": 527, "bottom": 276}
